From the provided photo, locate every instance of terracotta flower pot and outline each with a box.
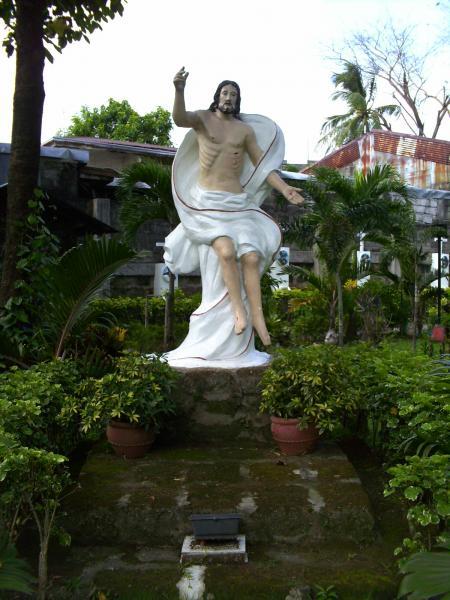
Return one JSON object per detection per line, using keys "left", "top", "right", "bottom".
{"left": 270, "top": 416, "right": 319, "bottom": 456}
{"left": 106, "top": 420, "right": 155, "bottom": 459}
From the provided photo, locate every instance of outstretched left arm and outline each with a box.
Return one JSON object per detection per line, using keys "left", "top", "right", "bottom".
{"left": 245, "top": 128, "right": 305, "bottom": 206}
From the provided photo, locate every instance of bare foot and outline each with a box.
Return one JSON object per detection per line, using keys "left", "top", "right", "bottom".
{"left": 253, "top": 314, "right": 271, "bottom": 346}
{"left": 234, "top": 309, "right": 247, "bottom": 335}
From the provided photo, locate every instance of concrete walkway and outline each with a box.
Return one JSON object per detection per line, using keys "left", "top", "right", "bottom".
{"left": 50, "top": 440, "right": 400, "bottom": 599}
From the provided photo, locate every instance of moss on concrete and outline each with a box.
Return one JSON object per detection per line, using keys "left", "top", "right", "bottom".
{"left": 54, "top": 438, "right": 405, "bottom": 598}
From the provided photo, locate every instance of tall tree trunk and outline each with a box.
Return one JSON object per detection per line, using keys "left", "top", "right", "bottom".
{"left": 0, "top": 0, "right": 46, "bottom": 306}
{"left": 336, "top": 272, "right": 344, "bottom": 347}
{"left": 37, "top": 529, "right": 49, "bottom": 600}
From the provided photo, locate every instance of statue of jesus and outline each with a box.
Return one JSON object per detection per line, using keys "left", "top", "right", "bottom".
{"left": 163, "top": 67, "right": 304, "bottom": 368}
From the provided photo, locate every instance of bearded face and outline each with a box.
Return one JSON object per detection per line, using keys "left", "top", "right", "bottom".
{"left": 209, "top": 80, "right": 241, "bottom": 116}
{"left": 218, "top": 84, "right": 238, "bottom": 114}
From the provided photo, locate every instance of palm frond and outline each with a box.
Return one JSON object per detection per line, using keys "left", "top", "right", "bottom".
{"left": 322, "top": 60, "right": 401, "bottom": 151}
{"left": 117, "top": 160, "right": 178, "bottom": 242}
{"left": 284, "top": 265, "right": 333, "bottom": 293}
{"left": 375, "top": 104, "right": 401, "bottom": 117}
{"left": 45, "top": 237, "right": 136, "bottom": 357}
{"left": 0, "top": 534, "right": 34, "bottom": 594}
{"left": 331, "top": 61, "right": 366, "bottom": 96}
{"left": 312, "top": 167, "right": 356, "bottom": 203}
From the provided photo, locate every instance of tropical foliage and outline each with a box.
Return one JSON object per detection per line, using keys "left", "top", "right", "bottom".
{"left": 0, "top": 531, "right": 34, "bottom": 594}
{"left": 0, "top": 193, "right": 59, "bottom": 363}
{"left": 62, "top": 99, "right": 173, "bottom": 146}
{"left": 398, "top": 535, "right": 450, "bottom": 600}
{"left": 345, "top": 22, "right": 450, "bottom": 139}
{"left": 0, "top": 359, "right": 83, "bottom": 598}
{"left": 117, "top": 159, "right": 179, "bottom": 245}
{"left": 1, "top": 233, "right": 136, "bottom": 364}
{"left": 60, "top": 353, "right": 179, "bottom": 434}
{"left": 43, "top": 236, "right": 136, "bottom": 358}
{"left": 320, "top": 61, "right": 400, "bottom": 151}
{"left": 260, "top": 345, "right": 360, "bottom": 432}
{"left": 376, "top": 220, "right": 447, "bottom": 348}
{"left": 285, "top": 164, "right": 410, "bottom": 345}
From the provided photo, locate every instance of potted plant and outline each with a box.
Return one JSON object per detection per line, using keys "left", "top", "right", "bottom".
{"left": 259, "top": 345, "right": 358, "bottom": 455}
{"left": 71, "top": 352, "right": 179, "bottom": 458}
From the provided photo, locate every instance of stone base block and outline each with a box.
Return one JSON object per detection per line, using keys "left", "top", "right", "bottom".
{"left": 170, "top": 365, "right": 271, "bottom": 443}
{"left": 180, "top": 535, "right": 248, "bottom": 564}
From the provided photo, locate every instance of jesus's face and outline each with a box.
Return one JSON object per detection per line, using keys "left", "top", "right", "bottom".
{"left": 218, "top": 84, "right": 238, "bottom": 114}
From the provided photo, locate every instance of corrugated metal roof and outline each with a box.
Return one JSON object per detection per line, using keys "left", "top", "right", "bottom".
{"left": 0, "top": 142, "right": 89, "bottom": 163}
{"left": 45, "top": 136, "right": 177, "bottom": 159}
{"left": 304, "top": 130, "right": 450, "bottom": 174}
{"left": 373, "top": 131, "right": 450, "bottom": 164}
{"left": 302, "top": 137, "right": 360, "bottom": 172}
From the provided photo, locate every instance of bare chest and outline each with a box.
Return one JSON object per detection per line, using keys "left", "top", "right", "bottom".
{"left": 199, "top": 115, "right": 247, "bottom": 151}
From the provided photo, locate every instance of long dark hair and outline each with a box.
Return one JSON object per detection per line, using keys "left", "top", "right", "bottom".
{"left": 209, "top": 80, "right": 241, "bottom": 118}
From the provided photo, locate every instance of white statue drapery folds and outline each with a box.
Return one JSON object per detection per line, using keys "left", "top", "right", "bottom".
{"left": 163, "top": 114, "right": 284, "bottom": 368}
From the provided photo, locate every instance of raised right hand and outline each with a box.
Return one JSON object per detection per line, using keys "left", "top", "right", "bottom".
{"left": 174, "top": 66, "right": 189, "bottom": 91}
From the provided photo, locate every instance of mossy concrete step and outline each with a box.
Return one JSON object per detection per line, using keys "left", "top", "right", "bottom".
{"left": 49, "top": 541, "right": 397, "bottom": 599}
{"left": 62, "top": 442, "right": 376, "bottom": 549}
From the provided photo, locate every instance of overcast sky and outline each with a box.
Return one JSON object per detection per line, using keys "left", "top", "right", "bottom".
{"left": 0, "top": 0, "right": 448, "bottom": 163}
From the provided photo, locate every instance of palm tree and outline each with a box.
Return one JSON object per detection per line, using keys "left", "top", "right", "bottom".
{"left": 320, "top": 61, "right": 400, "bottom": 152}
{"left": 117, "top": 160, "right": 178, "bottom": 246}
{"left": 376, "top": 219, "right": 446, "bottom": 349}
{"left": 285, "top": 165, "right": 410, "bottom": 346}
{"left": 43, "top": 237, "right": 136, "bottom": 358}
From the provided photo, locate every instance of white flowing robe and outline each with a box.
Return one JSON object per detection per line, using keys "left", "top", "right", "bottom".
{"left": 163, "top": 114, "right": 284, "bottom": 368}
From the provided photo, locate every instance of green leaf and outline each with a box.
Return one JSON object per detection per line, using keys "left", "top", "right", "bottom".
{"left": 44, "top": 236, "right": 136, "bottom": 357}
{"left": 399, "top": 550, "right": 450, "bottom": 599}
{"left": 0, "top": 535, "right": 34, "bottom": 594}
{"left": 405, "top": 486, "right": 422, "bottom": 501}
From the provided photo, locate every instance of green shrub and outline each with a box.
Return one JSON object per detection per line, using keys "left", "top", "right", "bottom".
{"left": 267, "top": 288, "right": 329, "bottom": 346}
{"left": 0, "top": 436, "right": 70, "bottom": 597}
{"left": 351, "top": 344, "right": 435, "bottom": 459}
{"left": 260, "top": 345, "right": 359, "bottom": 433}
{"left": 425, "top": 288, "right": 450, "bottom": 330}
{"left": 61, "top": 353, "right": 179, "bottom": 435}
{"left": 398, "top": 534, "right": 450, "bottom": 600}
{"left": 0, "top": 360, "right": 81, "bottom": 456}
{"left": 125, "top": 321, "right": 189, "bottom": 353}
{"left": 0, "top": 530, "right": 35, "bottom": 594}
{"left": 355, "top": 278, "right": 410, "bottom": 334}
{"left": 385, "top": 454, "right": 450, "bottom": 556}
{"left": 0, "top": 194, "right": 59, "bottom": 365}
{"left": 90, "top": 290, "right": 200, "bottom": 328}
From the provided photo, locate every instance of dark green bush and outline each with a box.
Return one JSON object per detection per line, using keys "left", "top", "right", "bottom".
{"left": 267, "top": 288, "right": 329, "bottom": 346}
{"left": 0, "top": 360, "right": 82, "bottom": 456}
{"left": 354, "top": 278, "right": 410, "bottom": 335}
{"left": 349, "top": 344, "right": 446, "bottom": 461}
{"left": 90, "top": 290, "right": 200, "bottom": 328}
{"left": 60, "top": 353, "right": 179, "bottom": 435}
{"left": 125, "top": 321, "right": 189, "bottom": 353}
{"left": 385, "top": 454, "right": 450, "bottom": 555}
{"left": 260, "top": 344, "right": 359, "bottom": 433}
